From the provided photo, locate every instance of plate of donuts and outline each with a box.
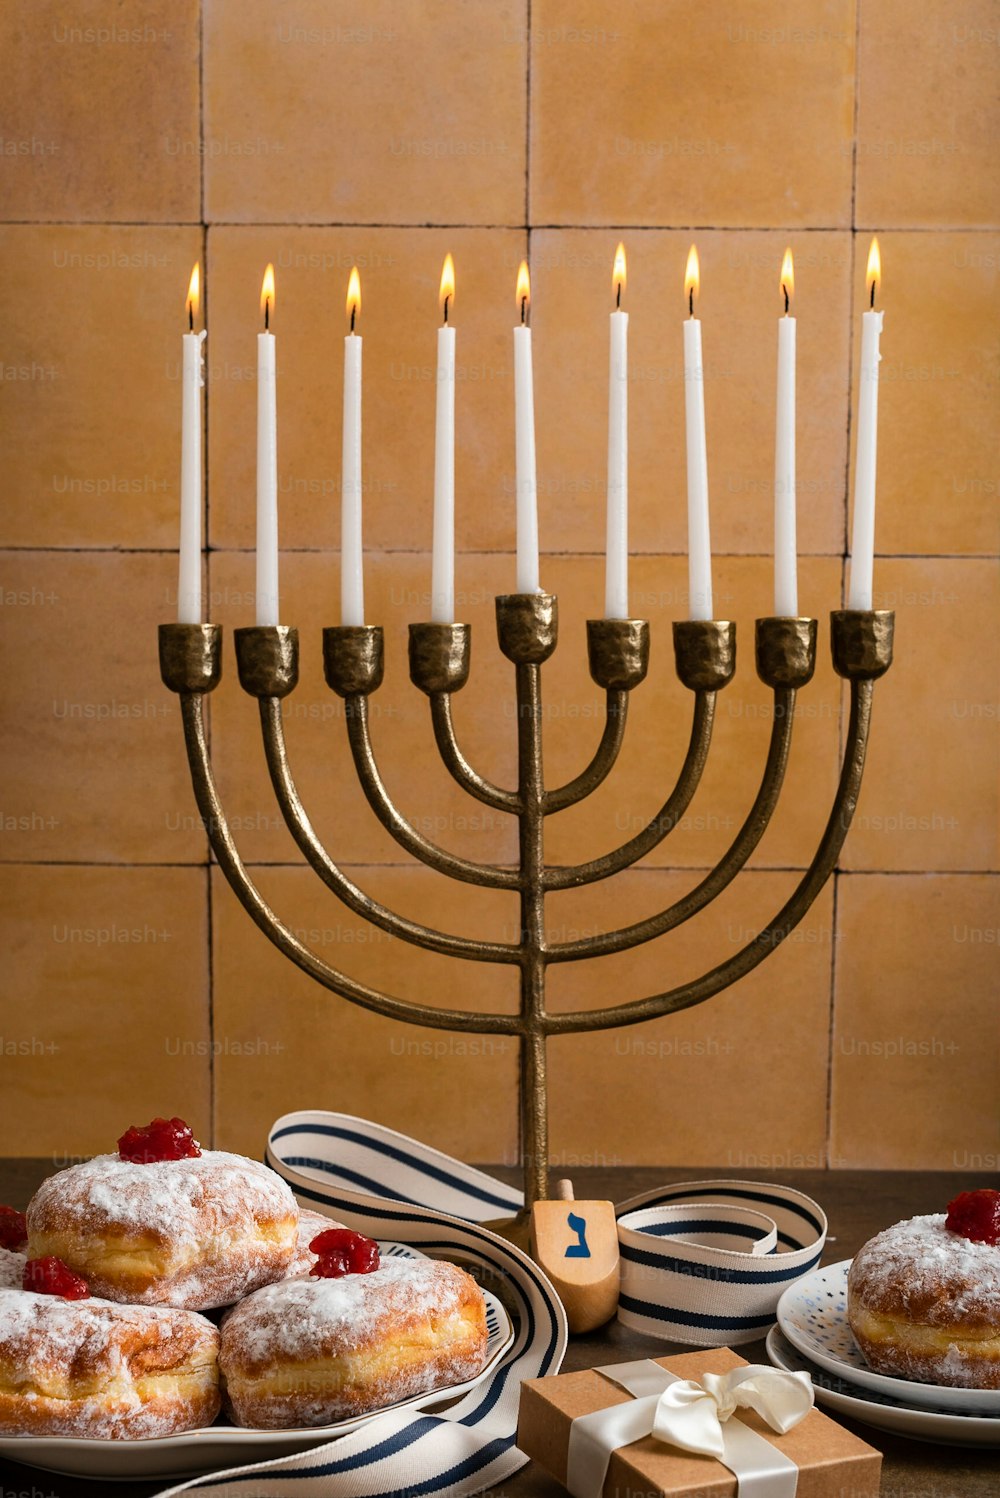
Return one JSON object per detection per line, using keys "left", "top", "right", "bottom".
{"left": 777, "top": 1260, "right": 1000, "bottom": 1416}
{"left": 0, "top": 1243, "right": 515, "bottom": 1481}
{"left": 767, "top": 1326, "right": 1000, "bottom": 1448}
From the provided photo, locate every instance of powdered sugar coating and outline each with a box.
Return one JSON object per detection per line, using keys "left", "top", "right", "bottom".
{"left": 26, "top": 1151, "right": 298, "bottom": 1310}
{"left": 849, "top": 1214, "right": 1000, "bottom": 1327}
{"left": 28, "top": 1151, "right": 295, "bottom": 1242}
{"left": 0, "top": 1249, "right": 25, "bottom": 1291}
{"left": 0, "top": 1286, "right": 219, "bottom": 1438}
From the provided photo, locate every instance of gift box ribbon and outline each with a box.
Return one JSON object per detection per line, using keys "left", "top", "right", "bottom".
{"left": 150, "top": 1113, "right": 826, "bottom": 1498}
{"left": 566, "top": 1360, "right": 814, "bottom": 1498}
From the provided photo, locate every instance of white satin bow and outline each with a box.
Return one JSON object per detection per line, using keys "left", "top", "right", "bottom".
{"left": 566, "top": 1360, "right": 815, "bottom": 1498}
{"left": 651, "top": 1365, "right": 814, "bottom": 1459}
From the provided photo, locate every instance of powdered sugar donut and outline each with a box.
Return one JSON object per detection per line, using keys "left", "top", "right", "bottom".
{"left": 848, "top": 1213, "right": 1000, "bottom": 1388}
{"left": 26, "top": 1152, "right": 298, "bottom": 1311}
{"left": 220, "top": 1256, "right": 488, "bottom": 1427}
{"left": 0, "top": 1286, "right": 219, "bottom": 1437}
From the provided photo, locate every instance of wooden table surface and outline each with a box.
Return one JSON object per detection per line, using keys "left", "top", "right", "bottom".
{"left": 2, "top": 1160, "right": 996, "bottom": 1496}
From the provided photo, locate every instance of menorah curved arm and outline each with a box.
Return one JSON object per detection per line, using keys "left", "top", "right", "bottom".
{"left": 543, "top": 690, "right": 629, "bottom": 815}
{"left": 258, "top": 699, "right": 520, "bottom": 965}
{"left": 546, "top": 676, "right": 875, "bottom": 1034}
{"left": 544, "top": 691, "right": 716, "bottom": 890}
{"left": 405, "top": 621, "right": 519, "bottom": 815}
{"left": 345, "top": 695, "right": 520, "bottom": 890}
{"left": 429, "top": 694, "right": 520, "bottom": 813}
{"left": 177, "top": 692, "right": 519, "bottom": 1035}
{"left": 547, "top": 683, "right": 796, "bottom": 960}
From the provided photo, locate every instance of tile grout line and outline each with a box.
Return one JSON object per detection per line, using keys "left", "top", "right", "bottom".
{"left": 197, "top": 0, "right": 217, "bottom": 1147}
{"left": 2, "top": 546, "right": 993, "bottom": 560}
{"left": 5, "top": 220, "right": 999, "bottom": 231}
{"left": 205, "top": 859, "right": 216, "bottom": 1149}
{"left": 524, "top": 0, "right": 532, "bottom": 231}
{"left": 198, "top": 0, "right": 205, "bottom": 227}
{"left": 825, "top": 869, "right": 842, "bottom": 1169}
{"left": 827, "top": 0, "right": 866, "bottom": 1167}
{"left": 3, "top": 861, "right": 994, "bottom": 877}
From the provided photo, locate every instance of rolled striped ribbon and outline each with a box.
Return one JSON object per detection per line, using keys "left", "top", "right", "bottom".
{"left": 153, "top": 1114, "right": 825, "bottom": 1498}
{"left": 617, "top": 1180, "right": 827, "bottom": 1346}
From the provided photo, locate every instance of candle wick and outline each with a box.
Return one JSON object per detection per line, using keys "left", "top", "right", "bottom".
{"left": 616, "top": 282, "right": 621, "bottom": 310}
{"left": 350, "top": 305, "right": 356, "bottom": 334}
{"left": 688, "top": 288, "right": 693, "bottom": 318}
{"left": 520, "top": 294, "right": 528, "bottom": 326}
{"left": 869, "top": 279, "right": 876, "bottom": 310}
{"left": 783, "top": 285, "right": 789, "bottom": 315}
{"left": 443, "top": 294, "right": 450, "bottom": 325}
{"left": 264, "top": 300, "right": 270, "bottom": 333}
{"left": 188, "top": 303, "right": 194, "bottom": 333}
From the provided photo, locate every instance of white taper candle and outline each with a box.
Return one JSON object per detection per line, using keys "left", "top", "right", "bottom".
{"left": 341, "top": 266, "right": 365, "bottom": 626}
{"left": 513, "top": 260, "right": 540, "bottom": 595}
{"left": 683, "top": 246, "right": 713, "bottom": 621}
{"left": 605, "top": 242, "right": 629, "bottom": 620}
{"left": 255, "top": 264, "right": 279, "bottom": 627}
{"left": 848, "top": 238, "right": 884, "bottom": 611}
{"left": 431, "top": 254, "right": 456, "bottom": 623}
{"left": 774, "top": 247, "right": 798, "bottom": 617}
{"left": 177, "top": 263, "right": 205, "bottom": 624}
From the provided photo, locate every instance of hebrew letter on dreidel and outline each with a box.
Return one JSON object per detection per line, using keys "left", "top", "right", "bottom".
{"left": 565, "top": 1211, "right": 591, "bottom": 1258}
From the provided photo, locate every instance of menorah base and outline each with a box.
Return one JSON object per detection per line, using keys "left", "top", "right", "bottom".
{"left": 480, "top": 1209, "right": 532, "bottom": 1252}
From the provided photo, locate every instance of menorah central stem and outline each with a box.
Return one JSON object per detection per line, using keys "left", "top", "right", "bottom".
{"left": 495, "top": 593, "right": 561, "bottom": 1210}
{"left": 517, "top": 660, "right": 549, "bottom": 1207}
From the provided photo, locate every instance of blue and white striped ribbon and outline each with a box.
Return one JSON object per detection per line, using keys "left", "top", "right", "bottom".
{"left": 153, "top": 1110, "right": 567, "bottom": 1498}
{"left": 152, "top": 1119, "right": 826, "bottom": 1497}
{"left": 616, "top": 1179, "right": 827, "bottom": 1346}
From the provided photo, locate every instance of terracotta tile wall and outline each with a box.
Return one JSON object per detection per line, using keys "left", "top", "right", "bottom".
{"left": 2, "top": 2, "right": 996, "bottom": 1172}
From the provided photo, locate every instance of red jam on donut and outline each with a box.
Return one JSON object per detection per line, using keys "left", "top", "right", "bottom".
{"left": 309, "top": 1228, "right": 380, "bottom": 1278}
{"left": 0, "top": 1207, "right": 27, "bottom": 1252}
{"left": 117, "top": 1117, "right": 202, "bottom": 1164}
{"left": 946, "top": 1188, "right": 1000, "bottom": 1246}
{"left": 23, "top": 1256, "right": 90, "bottom": 1299}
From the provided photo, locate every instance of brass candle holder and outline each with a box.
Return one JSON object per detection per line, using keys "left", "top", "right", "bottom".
{"left": 159, "top": 598, "right": 893, "bottom": 1234}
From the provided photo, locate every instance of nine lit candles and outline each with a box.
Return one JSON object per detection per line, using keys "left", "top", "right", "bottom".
{"left": 177, "top": 242, "right": 885, "bottom": 626}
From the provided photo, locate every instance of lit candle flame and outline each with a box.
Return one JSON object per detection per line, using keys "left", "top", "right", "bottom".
{"left": 186, "top": 263, "right": 200, "bottom": 327}
{"left": 613, "top": 242, "right": 627, "bottom": 307}
{"left": 516, "top": 259, "right": 530, "bottom": 324}
{"left": 260, "top": 263, "right": 275, "bottom": 330}
{"left": 346, "top": 265, "right": 361, "bottom": 332}
{"left": 866, "top": 236, "right": 881, "bottom": 307}
{"left": 439, "top": 253, "right": 455, "bottom": 324}
{"left": 684, "top": 244, "right": 700, "bottom": 315}
{"left": 780, "top": 247, "right": 794, "bottom": 313}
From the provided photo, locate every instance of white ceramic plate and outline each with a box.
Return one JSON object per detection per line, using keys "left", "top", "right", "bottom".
{"left": 766, "top": 1326, "right": 1000, "bottom": 1449}
{"left": 776, "top": 1259, "right": 1000, "bottom": 1415}
{"left": 0, "top": 1244, "right": 515, "bottom": 1482}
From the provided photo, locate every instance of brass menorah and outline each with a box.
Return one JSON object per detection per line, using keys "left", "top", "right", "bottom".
{"left": 159, "top": 597, "right": 893, "bottom": 1226}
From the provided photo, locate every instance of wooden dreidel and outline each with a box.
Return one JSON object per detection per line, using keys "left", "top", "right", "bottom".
{"left": 529, "top": 1178, "right": 620, "bottom": 1333}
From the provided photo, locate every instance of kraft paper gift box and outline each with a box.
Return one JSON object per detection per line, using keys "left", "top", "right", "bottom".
{"left": 517, "top": 1346, "right": 882, "bottom": 1498}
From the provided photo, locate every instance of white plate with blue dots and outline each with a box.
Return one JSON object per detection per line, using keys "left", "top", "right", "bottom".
{"left": 776, "top": 1260, "right": 1000, "bottom": 1416}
